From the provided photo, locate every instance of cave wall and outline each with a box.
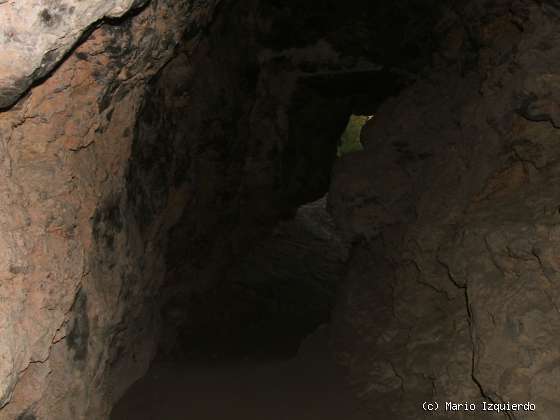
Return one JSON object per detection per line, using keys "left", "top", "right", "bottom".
{"left": 0, "top": 0, "right": 156, "bottom": 109}
{"left": 0, "top": 1, "right": 221, "bottom": 418}
{"left": 330, "top": 2, "right": 560, "bottom": 418}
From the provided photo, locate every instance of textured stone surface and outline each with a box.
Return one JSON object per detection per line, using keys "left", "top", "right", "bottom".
{"left": 0, "top": 0, "right": 220, "bottom": 417}
{"left": 330, "top": 2, "right": 560, "bottom": 419}
{"left": 0, "top": 0, "right": 152, "bottom": 109}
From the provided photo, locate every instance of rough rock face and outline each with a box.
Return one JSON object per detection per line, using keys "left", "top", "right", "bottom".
{"left": 0, "top": 1, "right": 222, "bottom": 418}
{"left": 0, "top": 0, "right": 151, "bottom": 109}
{"left": 330, "top": 2, "right": 560, "bottom": 419}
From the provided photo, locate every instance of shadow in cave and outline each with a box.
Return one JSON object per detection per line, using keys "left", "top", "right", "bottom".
{"left": 110, "top": 196, "right": 370, "bottom": 420}
{"left": 108, "top": 0, "right": 429, "bottom": 416}
{"left": 109, "top": 51, "right": 382, "bottom": 416}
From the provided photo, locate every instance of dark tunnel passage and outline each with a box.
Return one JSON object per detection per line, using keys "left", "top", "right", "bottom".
{"left": 2, "top": 0, "right": 560, "bottom": 419}
{"left": 106, "top": 1, "right": 421, "bottom": 417}
{"left": 107, "top": 1, "right": 419, "bottom": 417}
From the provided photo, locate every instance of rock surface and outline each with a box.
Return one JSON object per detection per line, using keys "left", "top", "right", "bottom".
{"left": 0, "top": 0, "right": 221, "bottom": 418}
{"left": 330, "top": 2, "right": 560, "bottom": 419}
{"left": 111, "top": 325, "right": 370, "bottom": 420}
{"left": 0, "top": 0, "right": 150, "bottom": 109}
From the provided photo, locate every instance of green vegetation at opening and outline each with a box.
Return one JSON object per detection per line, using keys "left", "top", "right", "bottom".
{"left": 337, "top": 115, "right": 371, "bottom": 156}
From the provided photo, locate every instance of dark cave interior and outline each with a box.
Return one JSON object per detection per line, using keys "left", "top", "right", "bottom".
{"left": 109, "top": 2, "right": 434, "bottom": 416}
{"left": 1, "top": 0, "right": 560, "bottom": 419}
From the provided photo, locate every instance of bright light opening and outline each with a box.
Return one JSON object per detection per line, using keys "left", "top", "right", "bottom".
{"left": 337, "top": 115, "right": 372, "bottom": 156}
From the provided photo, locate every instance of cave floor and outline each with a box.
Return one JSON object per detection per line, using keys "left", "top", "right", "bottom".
{"left": 111, "top": 326, "right": 370, "bottom": 420}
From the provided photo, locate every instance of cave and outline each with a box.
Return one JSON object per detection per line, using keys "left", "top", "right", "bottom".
{"left": 1, "top": 0, "right": 559, "bottom": 419}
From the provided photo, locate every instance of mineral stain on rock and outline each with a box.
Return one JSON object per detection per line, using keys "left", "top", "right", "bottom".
{"left": 39, "top": 9, "right": 59, "bottom": 28}
{"left": 67, "top": 289, "right": 90, "bottom": 363}
{"left": 16, "top": 411, "right": 37, "bottom": 420}
{"left": 92, "top": 197, "right": 124, "bottom": 252}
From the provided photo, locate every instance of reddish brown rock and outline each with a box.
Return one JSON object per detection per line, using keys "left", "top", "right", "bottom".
{"left": 330, "top": 3, "right": 560, "bottom": 419}
{"left": 0, "top": 0, "right": 154, "bottom": 109}
{"left": 0, "top": 1, "right": 209, "bottom": 417}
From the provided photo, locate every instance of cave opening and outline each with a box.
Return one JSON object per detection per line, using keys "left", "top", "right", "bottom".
{"left": 2, "top": 0, "right": 558, "bottom": 419}
{"left": 338, "top": 115, "right": 371, "bottom": 156}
